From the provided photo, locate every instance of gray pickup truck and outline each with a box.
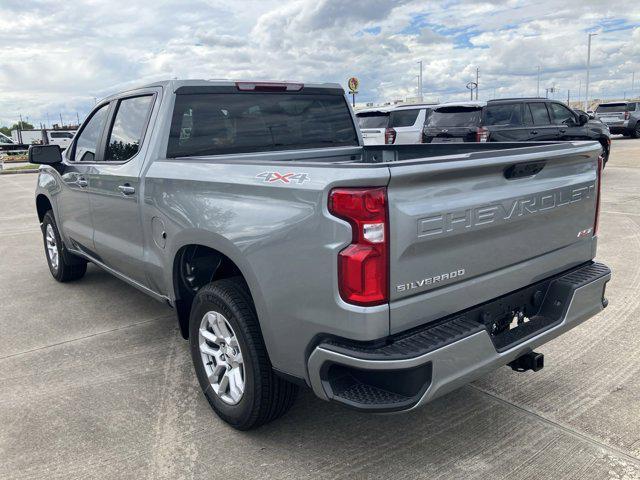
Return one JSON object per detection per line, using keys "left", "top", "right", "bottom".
{"left": 30, "top": 80, "right": 611, "bottom": 430}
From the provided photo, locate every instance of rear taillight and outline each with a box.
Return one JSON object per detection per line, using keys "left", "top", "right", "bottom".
{"left": 385, "top": 128, "right": 396, "bottom": 144}
{"left": 624, "top": 111, "right": 630, "bottom": 120}
{"left": 594, "top": 154, "right": 603, "bottom": 236}
{"left": 329, "top": 187, "right": 389, "bottom": 306}
{"left": 476, "top": 127, "right": 489, "bottom": 142}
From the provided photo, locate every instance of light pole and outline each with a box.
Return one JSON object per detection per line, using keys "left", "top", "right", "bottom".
{"left": 578, "top": 80, "right": 582, "bottom": 106}
{"left": 584, "top": 33, "right": 598, "bottom": 111}
{"left": 537, "top": 66, "right": 541, "bottom": 97}
{"left": 417, "top": 61, "right": 423, "bottom": 101}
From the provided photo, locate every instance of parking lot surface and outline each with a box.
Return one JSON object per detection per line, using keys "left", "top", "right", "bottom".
{"left": 1, "top": 139, "right": 640, "bottom": 480}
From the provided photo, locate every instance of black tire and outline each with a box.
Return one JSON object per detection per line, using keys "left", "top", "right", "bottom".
{"left": 599, "top": 142, "right": 610, "bottom": 167}
{"left": 633, "top": 123, "right": 640, "bottom": 139}
{"left": 189, "top": 278, "right": 298, "bottom": 430}
{"left": 42, "top": 210, "right": 87, "bottom": 282}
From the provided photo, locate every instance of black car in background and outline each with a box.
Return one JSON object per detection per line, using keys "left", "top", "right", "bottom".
{"left": 423, "top": 98, "right": 612, "bottom": 163}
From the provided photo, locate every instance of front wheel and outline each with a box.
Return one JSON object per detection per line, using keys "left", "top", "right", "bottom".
{"left": 189, "top": 278, "right": 298, "bottom": 430}
{"left": 42, "top": 211, "right": 87, "bottom": 282}
{"left": 633, "top": 123, "right": 640, "bottom": 139}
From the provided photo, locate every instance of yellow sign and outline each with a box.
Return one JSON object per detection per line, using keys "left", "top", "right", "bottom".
{"left": 348, "top": 77, "right": 359, "bottom": 93}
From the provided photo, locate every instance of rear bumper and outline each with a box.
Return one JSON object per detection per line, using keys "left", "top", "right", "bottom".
{"left": 609, "top": 126, "right": 632, "bottom": 135}
{"left": 307, "top": 262, "right": 611, "bottom": 412}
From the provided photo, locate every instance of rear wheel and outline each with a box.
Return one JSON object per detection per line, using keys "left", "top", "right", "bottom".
{"left": 42, "top": 211, "right": 87, "bottom": 282}
{"left": 189, "top": 278, "right": 298, "bottom": 430}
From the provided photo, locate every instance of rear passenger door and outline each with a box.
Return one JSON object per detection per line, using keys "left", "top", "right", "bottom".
{"left": 481, "top": 102, "right": 527, "bottom": 141}
{"left": 89, "top": 91, "right": 157, "bottom": 285}
{"left": 524, "top": 102, "right": 559, "bottom": 140}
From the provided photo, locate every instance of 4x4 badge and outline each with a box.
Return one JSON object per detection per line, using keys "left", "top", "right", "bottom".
{"left": 256, "top": 172, "right": 310, "bottom": 184}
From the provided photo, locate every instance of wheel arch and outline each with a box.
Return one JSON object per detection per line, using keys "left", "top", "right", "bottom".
{"left": 169, "top": 237, "right": 266, "bottom": 342}
{"left": 36, "top": 194, "right": 53, "bottom": 223}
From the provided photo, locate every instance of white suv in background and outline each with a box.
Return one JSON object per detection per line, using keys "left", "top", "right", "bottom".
{"left": 356, "top": 104, "right": 434, "bottom": 145}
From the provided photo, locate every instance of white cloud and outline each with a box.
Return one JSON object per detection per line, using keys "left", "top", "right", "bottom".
{"left": 0, "top": 0, "right": 638, "bottom": 126}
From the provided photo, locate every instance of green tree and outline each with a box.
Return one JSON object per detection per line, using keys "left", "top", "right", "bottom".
{"left": 0, "top": 121, "right": 35, "bottom": 137}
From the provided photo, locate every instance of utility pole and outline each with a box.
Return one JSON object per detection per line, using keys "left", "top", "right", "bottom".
{"left": 59, "top": 113, "right": 63, "bottom": 127}
{"left": 567, "top": 89, "right": 570, "bottom": 105}
{"left": 76, "top": 112, "right": 80, "bottom": 125}
{"left": 584, "top": 32, "right": 598, "bottom": 111}
{"left": 537, "top": 66, "right": 541, "bottom": 97}
{"left": 632, "top": 72, "right": 635, "bottom": 98}
{"left": 417, "top": 61, "right": 423, "bottom": 102}
{"left": 475, "top": 67, "right": 479, "bottom": 100}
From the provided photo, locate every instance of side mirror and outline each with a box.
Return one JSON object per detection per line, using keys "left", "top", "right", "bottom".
{"left": 578, "top": 113, "right": 589, "bottom": 126}
{"left": 28, "top": 144, "right": 62, "bottom": 165}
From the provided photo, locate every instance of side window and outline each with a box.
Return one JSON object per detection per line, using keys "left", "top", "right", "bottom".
{"left": 390, "top": 109, "right": 420, "bottom": 127}
{"left": 74, "top": 104, "right": 109, "bottom": 162}
{"left": 524, "top": 104, "right": 535, "bottom": 126}
{"left": 50, "top": 132, "right": 74, "bottom": 139}
{"left": 528, "top": 103, "right": 551, "bottom": 125}
{"left": 549, "top": 103, "right": 576, "bottom": 125}
{"left": 628, "top": 103, "right": 637, "bottom": 112}
{"left": 483, "top": 103, "right": 522, "bottom": 126}
{"left": 105, "top": 96, "right": 154, "bottom": 162}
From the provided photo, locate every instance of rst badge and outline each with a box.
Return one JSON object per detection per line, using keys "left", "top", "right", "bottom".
{"left": 256, "top": 172, "right": 310, "bottom": 184}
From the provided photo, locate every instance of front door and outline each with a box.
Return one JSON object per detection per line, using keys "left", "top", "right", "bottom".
{"left": 548, "top": 102, "right": 587, "bottom": 141}
{"left": 88, "top": 93, "right": 156, "bottom": 285}
{"left": 56, "top": 102, "right": 111, "bottom": 254}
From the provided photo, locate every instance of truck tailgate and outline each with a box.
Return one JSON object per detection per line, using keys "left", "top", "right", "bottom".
{"left": 387, "top": 142, "right": 601, "bottom": 333}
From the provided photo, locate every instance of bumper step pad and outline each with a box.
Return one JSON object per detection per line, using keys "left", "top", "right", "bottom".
{"left": 314, "top": 262, "right": 610, "bottom": 411}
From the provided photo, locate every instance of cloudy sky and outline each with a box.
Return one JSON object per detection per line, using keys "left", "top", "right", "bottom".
{"left": 1, "top": 0, "right": 639, "bottom": 127}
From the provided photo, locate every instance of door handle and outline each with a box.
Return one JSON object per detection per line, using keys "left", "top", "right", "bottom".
{"left": 77, "top": 177, "right": 88, "bottom": 188}
{"left": 559, "top": 128, "right": 567, "bottom": 133}
{"left": 118, "top": 184, "right": 136, "bottom": 195}
{"left": 530, "top": 130, "right": 538, "bottom": 135}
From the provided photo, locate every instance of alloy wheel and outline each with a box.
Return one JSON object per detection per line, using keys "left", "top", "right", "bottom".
{"left": 199, "top": 311, "right": 245, "bottom": 405}
{"left": 45, "top": 224, "right": 59, "bottom": 271}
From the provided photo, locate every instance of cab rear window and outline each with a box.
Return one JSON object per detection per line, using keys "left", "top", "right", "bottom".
{"left": 168, "top": 92, "right": 358, "bottom": 157}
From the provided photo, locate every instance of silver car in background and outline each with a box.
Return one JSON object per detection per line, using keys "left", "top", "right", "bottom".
{"left": 595, "top": 101, "right": 640, "bottom": 137}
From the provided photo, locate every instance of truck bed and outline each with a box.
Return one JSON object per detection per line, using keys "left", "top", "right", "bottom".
{"left": 359, "top": 141, "right": 591, "bottom": 164}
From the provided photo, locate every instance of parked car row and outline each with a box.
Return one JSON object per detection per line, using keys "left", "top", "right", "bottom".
{"left": 356, "top": 98, "right": 615, "bottom": 163}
